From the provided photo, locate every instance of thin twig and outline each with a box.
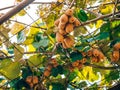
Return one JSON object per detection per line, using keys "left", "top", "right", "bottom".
{"left": 0, "top": 5, "right": 15, "bottom": 11}
{"left": 79, "top": 10, "right": 120, "bottom": 27}
{"left": 9, "top": 19, "right": 47, "bottom": 30}
{"left": 112, "top": 0, "right": 119, "bottom": 18}
{"left": 69, "top": 0, "right": 75, "bottom": 8}
{"left": 87, "top": 1, "right": 120, "bottom": 9}
{"left": 84, "top": 62, "right": 120, "bottom": 70}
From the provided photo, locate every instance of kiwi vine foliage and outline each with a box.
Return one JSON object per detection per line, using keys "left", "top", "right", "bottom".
{"left": 0, "top": 0, "right": 120, "bottom": 89}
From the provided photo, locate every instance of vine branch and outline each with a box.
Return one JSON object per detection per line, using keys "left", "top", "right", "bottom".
{"left": 84, "top": 62, "right": 120, "bottom": 70}
{"left": 78, "top": 10, "right": 120, "bottom": 27}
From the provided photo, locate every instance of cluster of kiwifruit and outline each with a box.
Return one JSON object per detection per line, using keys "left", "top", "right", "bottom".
{"left": 111, "top": 43, "right": 120, "bottom": 62}
{"left": 43, "top": 58, "right": 58, "bottom": 77}
{"left": 69, "top": 58, "right": 87, "bottom": 72}
{"left": 87, "top": 48, "right": 105, "bottom": 63}
{"left": 26, "top": 76, "right": 39, "bottom": 88}
{"left": 54, "top": 9, "right": 81, "bottom": 49}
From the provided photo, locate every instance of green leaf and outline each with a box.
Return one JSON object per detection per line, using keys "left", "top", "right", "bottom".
{"left": 51, "top": 67, "right": 59, "bottom": 77}
{"left": 111, "top": 20, "right": 120, "bottom": 29}
{"left": 57, "top": 65, "right": 63, "bottom": 74}
{"left": 70, "top": 51, "right": 83, "bottom": 62}
{"left": 68, "top": 71, "right": 77, "bottom": 81}
{"left": 78, "top": 81, "right": 87, "bottom": 88}
{"left": 17, "top": 31, "right": 25, "bottom": 44}
{"left": 0, "top": 78, "right": 4, "bottom": 83}
{"left": 10, "top": 78, "right": 30, "bottom": 90}
{"left": 78, "top": 9, "right": 88, "bottom": 22}
{"left": 32, "top": 38, "right": 49, "bottom": 48}
{"left": 22, "top": 67, "right": 32, "bottom": 79}
{"left": 100, "top": 22, "right": 110, "bottom": 32}
{"left": 87, "top": 32, "right": 109, "bottom": 42}
{"left": 34, "top": 32, "right": 43, "bottom": 42}
{"left": 0, "top": 62, "right": 21, "bottom": 80}
{"left": 89, "top": 83, "right": 98, "bottom": 90}
{"left": 112, "top": 25, "right": 120, "bottom": 39}
{"left": 51, "top": 83, "right": 65, "bottom": 90}
{"left": 95, "top": 32, "right": 109, "bottom": 40}
{"left": 105, "top": 71, "right": 120, "bottom": 82}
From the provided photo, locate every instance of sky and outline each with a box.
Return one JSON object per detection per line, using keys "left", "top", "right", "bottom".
{"left": 0, "top": 0, "right": 56, "bottom": 24}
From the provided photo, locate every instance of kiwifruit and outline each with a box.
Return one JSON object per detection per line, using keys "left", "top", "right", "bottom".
{"left": 65, "top": 9, "right": 73, "bottom": 16}
{"left": 92, "top": 49, "right": 100, "bottom": 57}
{"left": 60, "top": 14, "right": 68, "bottom": 24}
{"left": 74, "top": 18, "right": 81, "bottom": 26}
{"left": 59, "top": 29, "right": 67, "bottom": 35}
{"left": 33, "top": 76, "right": 39, "bottom": 84}
{"left": 69, "top": 16, "right": 76, "bottom": 23}
{"left": 56, "top": 32, "right": 64, "bottom": 43}
{"left": 44, "top": 70, "right": 51, "bottom": 77}
{"left": 114, "top": 43, "right": 120, "bottom": 50}
{"left": 65, "top": 23, "right": 74, "bottom": 33}
{"left": 72, "top": 61, "right": 79, "bottom": 67}
{"left": 54, "top": 19, "right": 60, "bottom": 26}
{"left": 58, "top": 22, "right": 66, "bottom": 30}
{"left": 64, "top": 36, "right": 74, "bottom": 48}
{"left": 112, "top": 50, "right": 119, "bottom": 61}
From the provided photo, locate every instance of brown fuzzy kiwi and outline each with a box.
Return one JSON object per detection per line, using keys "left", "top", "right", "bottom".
{"left": 72, "top": 61, "right": 79, "bottom": 67}
{"left": 74, "top": 18, "right": 81, "bottom": 26}
{"left": 112, "top": 50, "right": 119, "bottom": 61}
{"left": 64, "top": 36, "right": 74, "bottom": 48}
{"left": 62, "top": 41, "right": 68, "bottom": 49}
{"left": 98, "top": 52, "right": 105, "bottom": 61}
{"left": 111, "top": 55, "right": 117, "bottom": 62}
{"left": 65, "top": 9, "right": 73, "bottom": 16}
{"left": 87, "top": 50, "right": 93, "bottom": 56}
{"left": 29, "top": 83, "right": 34, "bottom": 88}
{"left": 33, "top": 76, "right": 39, "bottom": 84}
{"left": 91, "top": 56, "right": 99, "bottom": 63}
{"left": 69, "top": 16, "right": 76, "bottom": 23}
{"left": 81, "top": 52, "right": 87, "bottom": 57}
{"left": 58, "top": 22, "right": 66, "bottom": 30}
{"left": 53, "top": 63, "right": 58, "bottom": 67}
{"left": 50, "top": 58, "right": 56, "bottom": 63}
{"left": 92, "top": 49, "right": 100, "bottom": 57}
{"left": 44, "top": 70, "right": 51, "bottom": 77}
{"left": 114, "top": 43, "right": 120, "bottom": 50}
{"left": 59, "top": 29, "right": 67, "bottom": 35}
{"left": 68, "top": 65, "right": 74, "bottom": 72}
{"left": 56, "top": 32, "right": 64, "bottom": 43}
{"left": 78, "top": 64, "right": 83, "bottom": 70}
{"left": 81, "top": 58, "right": 87, "bottom": 63}
{"left": 54, "top": 19, "right": 60, "bottom": 26}
{"left": 65, "top": 23, "right": 74, "bottom": 33}
{"left": 60, "top": 14, "right": 68, "bottom": 24}
{"left": 26, "top": 76, "right": 32, "bottom": 84}
{"left": 46, "top": 64, "right": 53, "bottom": 71}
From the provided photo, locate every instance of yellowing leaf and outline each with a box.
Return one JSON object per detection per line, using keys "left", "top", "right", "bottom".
{"left": 14, "top": 44, "right": 24, "bottom": 61}
{"left": 0, "top": 62, "right": 21, "bottom": 80}
{"left": 96, "top": 20, "right": 104, "bottom": 28}
{"left": 28, "top": 55, "right": 43, "bottom": 67}
{"left": 23, "top": 37, "right": 34, "bottom": 45}
{"left": 10, "top": 22, "right": 25, "bottom": 35}
{"left": 18, "top": 9, "right": 26, "bottom": 16}
{"left": 27, "top": 44, "right": 36, "bottom": 52}
{"left": 82, "top": 66, "right": 99, "bottom": 82}
{"left": 57, "top": 0, "right": 64, "bottom": 3}
{"left": 100, "top": 5, "right": 113, "bottom": 15}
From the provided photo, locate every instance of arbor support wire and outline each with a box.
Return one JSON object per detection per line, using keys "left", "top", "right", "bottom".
{"left": 0, "top": 0, "right": 35, "bottom": 25}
